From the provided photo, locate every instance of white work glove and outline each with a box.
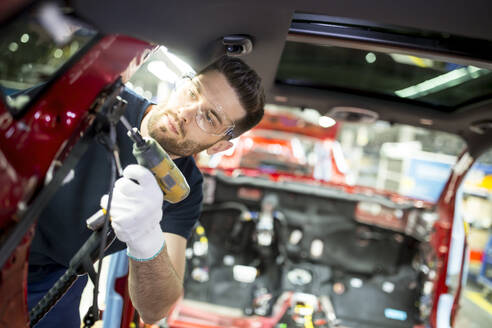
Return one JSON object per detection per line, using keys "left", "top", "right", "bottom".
{"left": 100, "top": 164, "right": 165, "bottom": 261}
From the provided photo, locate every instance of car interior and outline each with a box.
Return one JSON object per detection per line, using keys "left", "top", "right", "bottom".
{"left": 1, "top": 1, "right": 492, "bottom": 327}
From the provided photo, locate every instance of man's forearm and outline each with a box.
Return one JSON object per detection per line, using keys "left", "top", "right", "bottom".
{"left": 128, "top": 244, "right": 183, "bottom": 324}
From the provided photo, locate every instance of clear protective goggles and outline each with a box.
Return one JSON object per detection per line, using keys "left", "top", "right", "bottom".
{"left": 176, "top": 77, "right": 235, "bottom": 138}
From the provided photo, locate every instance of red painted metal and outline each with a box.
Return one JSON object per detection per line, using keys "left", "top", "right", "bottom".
{"left": 0, "top": 225, "right": 34, "bottom": 328}
{"left": 255, "top": 112, "right": 339, "bottom": 139}
{"left": 429, "top": 151, "right": 475, "bottom": 328}
{"left": 0, "top": 34, "right": 157, "bottom": 326}
{"left": 200, "top": 166, "right": 434, "bottom": 210}
{"left": 114, "top": 274, "right": 136, "bottom": 328}
{"left": 168, "top": 293, "right": 293, "bottom": 328}
{"left": 0, "top": 35, "right": 156, "bottom": 227}
{"left": 450, "top": 236, "right": 468, "bottom": 327}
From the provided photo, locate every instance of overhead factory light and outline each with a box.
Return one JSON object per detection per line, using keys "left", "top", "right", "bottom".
{"left": 147, "top": 46, "right": 195, "bottom": 82}
{"left": 147, "top": 60, "right": 178, "bottom": 83}
{"left": 395, "top": 66, "right": 489, "bottom": 99}
{"left": 161, "top": 47, "right": 194, "bottom": 76}
{"left": 365, "top": 52, "right": 376, "bottom": 64}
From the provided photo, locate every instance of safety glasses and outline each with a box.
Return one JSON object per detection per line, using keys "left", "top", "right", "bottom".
{"left": 177, "top": 77, "right": 235, "bottom": 138}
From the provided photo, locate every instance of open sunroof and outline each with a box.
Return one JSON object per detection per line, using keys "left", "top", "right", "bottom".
{"left": 276, "top": 41, "right": 492, "bottom": 110}
{"left": 276, "top": 15, "right": 492, "bottom": 111}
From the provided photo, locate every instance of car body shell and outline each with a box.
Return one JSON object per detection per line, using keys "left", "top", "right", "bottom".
{"left": 1, "top": 1, "right": 491, "bottom": 327}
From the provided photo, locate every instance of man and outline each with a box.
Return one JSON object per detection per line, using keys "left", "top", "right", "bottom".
{"left": 27, "top": 56, "right": 265, "bottom": 326}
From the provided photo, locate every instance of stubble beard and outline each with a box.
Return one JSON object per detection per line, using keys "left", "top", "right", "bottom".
{"left": 147, "top": 108, "right": 213, "bottom": 158}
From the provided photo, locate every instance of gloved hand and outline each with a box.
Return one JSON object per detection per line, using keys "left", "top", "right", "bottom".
{"left": 100, "top": 164, "right": 165, "bottom": 261}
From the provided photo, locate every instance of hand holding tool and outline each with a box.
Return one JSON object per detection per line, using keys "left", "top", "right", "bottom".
{"left": 100, "top": 165, "right": 165, "bottom": 260}
{"left": 87, "top": 116, "right": 190, "bottom": 231}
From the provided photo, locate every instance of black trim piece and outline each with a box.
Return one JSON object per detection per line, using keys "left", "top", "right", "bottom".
{"left": 293, "top": 13, "right": 406, "bottom": 32}
{"left": 293, "top": 13, "right": 465, "bottom": 41}
{"left": 29, "top": 228, "right": 116, "bottom": 327}
{"left": 289, "top": 21, "right": 492, "bottom": 63}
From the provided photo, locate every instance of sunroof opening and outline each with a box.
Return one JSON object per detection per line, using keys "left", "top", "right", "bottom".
{"left": 275, "top": 41, "right": 492, "bottom": 109}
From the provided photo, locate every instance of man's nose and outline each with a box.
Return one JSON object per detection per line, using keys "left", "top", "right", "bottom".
{"left": 178, "top": 103, "right": 197, "bottom": 124}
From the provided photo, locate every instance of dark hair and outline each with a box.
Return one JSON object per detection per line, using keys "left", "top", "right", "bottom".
{"left": 200, "top": 56, "right": 265, "bottom": 139}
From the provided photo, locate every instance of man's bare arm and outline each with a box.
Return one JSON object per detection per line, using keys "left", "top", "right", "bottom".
{"left": 128, "top": 232, "right": 187, "bottom": 324}
{"left": 102, "top": 166, "right": 188, "bottom": 323}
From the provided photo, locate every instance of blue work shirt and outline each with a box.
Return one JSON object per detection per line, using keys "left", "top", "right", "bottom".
{"left": 28, "top": 88, "right": 203, "bottom": 282}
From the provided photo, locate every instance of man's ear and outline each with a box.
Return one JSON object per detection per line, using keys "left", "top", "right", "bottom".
{"left": 206, "top": 140, "right": 233, "bottom": 155}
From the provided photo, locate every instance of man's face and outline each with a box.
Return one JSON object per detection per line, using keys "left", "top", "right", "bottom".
{"left": 146, "top": 70, "right": 246, "bottom": 157}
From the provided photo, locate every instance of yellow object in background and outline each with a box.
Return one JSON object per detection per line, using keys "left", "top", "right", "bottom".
{"left": 480, "top": 175, "right": 492, "bottom": 190}
{"left": 196, "top": 225, "right": 205, "bottom": 235}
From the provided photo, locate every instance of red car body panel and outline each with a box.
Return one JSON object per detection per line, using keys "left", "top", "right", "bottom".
{"left": 430, "top": 152, "right": 474, "bottom": 327}
{"left": 204, "top": 111, "right": 348, "bottom": 185}
{"left": 0, "top": 34, "right": 156, "bottom": 327}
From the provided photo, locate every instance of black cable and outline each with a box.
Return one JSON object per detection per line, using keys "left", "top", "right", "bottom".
{"left": 29, "top": 136, "right": 119, "bottom": 327}
{"left": 83, "top": 126, "right": 119, "bottom": 328}
{"left": 29, "top": 268, "right": 78, "bottom": 326}
{"left": 29, "top": 81, "right": 127, "bottom": 327}
{"left": 29, "top": 228, "right": 113, "bottom": 327}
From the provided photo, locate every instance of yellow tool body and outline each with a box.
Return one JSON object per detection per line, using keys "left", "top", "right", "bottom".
{"left": 121, "top": 116, "right": 190, "bottom": 203}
